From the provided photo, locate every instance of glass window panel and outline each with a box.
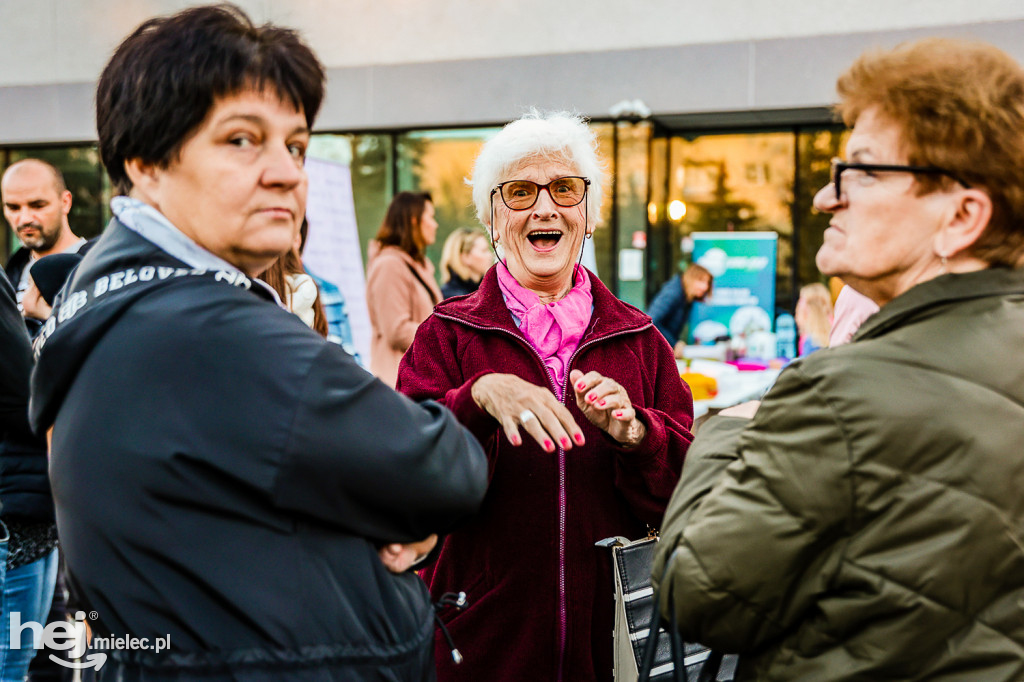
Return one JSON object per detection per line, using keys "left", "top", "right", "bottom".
{"left": 591, "top": 123, "right": 615, "bottom": 288}
{"left": 793, "top": 127, "right": 848, "bottom": 307}
{"left": 606, "top": 121, "right": 651, "bottom": 308}
{"left": 308, "top": 133, "right": 393, "bottom": 266}
{"left": 647, "top": 135, "right": 670, "bottom": 301}
{"left": 666, "top": 132, "right": 795, "bottom": 313}
{"left": 396, "top": 129, "right": 499, "bottom": 274}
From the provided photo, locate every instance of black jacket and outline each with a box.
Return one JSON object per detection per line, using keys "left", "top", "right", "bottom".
{"left": 0, "top": 269, "right": 52, "bottom": 522}
{"left": 30, "top": 219, "right": 489, "bottom": 681}
{"left": 3, "top": 246, "right": 31, "bottom": 294}
{"left": 439, "top": 271, "right": 480, "bottom": 300}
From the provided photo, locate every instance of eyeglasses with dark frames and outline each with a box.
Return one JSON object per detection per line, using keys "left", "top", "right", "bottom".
{"left": 830, "top": 157, "right": 970, "bottom": 201}
{"left": 490, "top": 176, "right": 590, "bottom": 211}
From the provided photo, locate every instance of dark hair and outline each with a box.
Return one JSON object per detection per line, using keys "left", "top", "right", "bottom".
{"left": 375, "top": 192, "right": 433, "bottom": 263}
{"left": 96, "top": 3, "right": 325, "bottom": 194}
{"left": 258, "top": 246, "right": 328, "bottom": 338}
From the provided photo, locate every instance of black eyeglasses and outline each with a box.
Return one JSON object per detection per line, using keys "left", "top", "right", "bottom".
{"left": 490, "top": 176, "right": 590, "bottom": 210}
{"left": 830, "top": 157, "right": 970, "bottom": 201}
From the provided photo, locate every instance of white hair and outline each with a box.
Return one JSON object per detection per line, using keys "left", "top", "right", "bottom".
{"left": 469, "top": 110, "right": 606, "bottom": 228}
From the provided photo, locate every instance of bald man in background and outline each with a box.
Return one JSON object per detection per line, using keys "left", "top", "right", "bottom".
{"left": 2, "top": 159, "right": 85, "bottom": 310}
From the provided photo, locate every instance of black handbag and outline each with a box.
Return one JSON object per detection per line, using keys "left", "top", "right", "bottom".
{"left": 598, "top": 536, "right": 737, "bottom": 682}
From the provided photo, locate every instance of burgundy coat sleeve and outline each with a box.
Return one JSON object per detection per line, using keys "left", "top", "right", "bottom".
{"left": 601, "top": 328, "right": 694, "bottom": 526}
{"left": 396, "top": 314, "right": 498, "bottom": 450}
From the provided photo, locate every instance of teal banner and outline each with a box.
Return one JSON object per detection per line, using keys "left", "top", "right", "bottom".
{"left": 688, "top": 232, "right": 777, "bottom": 344}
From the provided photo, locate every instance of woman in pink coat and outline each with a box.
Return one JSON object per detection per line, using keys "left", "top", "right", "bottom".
{"left": 397, "top": 112, "right": 695, "bottom": 682}
{"left": 365, "top": 191, "right": 442, "bottom": 387}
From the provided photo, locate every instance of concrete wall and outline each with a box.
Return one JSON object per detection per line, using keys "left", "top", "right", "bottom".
{"left": 1, "top": 0, "right": 1023, "bottom": 142}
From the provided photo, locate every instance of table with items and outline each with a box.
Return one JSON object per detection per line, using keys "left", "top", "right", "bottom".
{"left": 677, "top": 356, "right": 782, "bottom": 421}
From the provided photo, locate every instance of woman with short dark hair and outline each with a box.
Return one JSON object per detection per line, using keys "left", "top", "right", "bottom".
{"left": 30, "top": 6, "right": 487, "bottom": 680}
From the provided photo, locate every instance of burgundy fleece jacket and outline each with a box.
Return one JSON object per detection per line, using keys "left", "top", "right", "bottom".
{"left": 397, "top": 267, "right": 694, "bottom": 682}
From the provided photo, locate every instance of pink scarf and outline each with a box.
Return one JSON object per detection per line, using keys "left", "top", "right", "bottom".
{"left": 496, "top": 261, "right": 593, "bottom": 399}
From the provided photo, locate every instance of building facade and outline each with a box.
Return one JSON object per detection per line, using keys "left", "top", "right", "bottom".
{"left": 3, "top": 0, "right": 1023, "bottom": 309}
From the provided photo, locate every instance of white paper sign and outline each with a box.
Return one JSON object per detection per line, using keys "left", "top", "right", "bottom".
{"left": 618, "top": 248, "right": 643, "bottom": 281}
{"left": 302, "top": 156, "right": 371, "bottom": 364}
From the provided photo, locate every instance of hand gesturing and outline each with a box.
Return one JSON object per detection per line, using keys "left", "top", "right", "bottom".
{"left": 471, "top": 373, "right": 585, "bottom": 452}
{"left": 569, "top": 369, "right": 646, "bottom": 447}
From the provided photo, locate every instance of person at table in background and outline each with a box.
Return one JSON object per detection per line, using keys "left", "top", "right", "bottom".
{"left": 28, "top": 6, "right": 488, "bottom": 680}
{"left": 654, "top": 38, "right": 1024, "bottom": 681}
{"left": 439, "top": 226, "right": 492, "bottom": 299}
{"left": 646, "top": 263, "right": 713, "bottom": 356}
{"left": 397, "top": 111, "right": 694, "bottom": 682}
{"left": 793, "top": 282, "right": 832, "bottom": 356}
{"left": 365, "top": 191, "right": 441, "bottom": 387}
{"left": 829, "top": 283, "right": 879, "bottom": 346}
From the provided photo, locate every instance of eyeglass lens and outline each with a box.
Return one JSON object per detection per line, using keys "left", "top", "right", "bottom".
{"left": 500, "top": 177, "right": 587, "bottom": 210}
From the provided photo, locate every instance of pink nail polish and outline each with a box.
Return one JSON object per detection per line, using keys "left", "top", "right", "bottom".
{"left": 598, "top": 399, "right": 606, "bottom": 407}
{"left": 511, "top": 434, "right": 521, "bottom": 446}
{"left": 574, "top": 433, "right": 585, "bottom": 445}
{"left": 560, "top": 437, "right": 571, "bottom": 448}
{"left": 586, "top": 393, "right": 596, "bottom": 402}
{"left": 544, "top": 440, "right": 554, "bottom": 451}
{"left": 577, "top": 382, "right": 586, "bottom": 390}
{"left": 613, "top": 411, "right": 623, "bottom": 418}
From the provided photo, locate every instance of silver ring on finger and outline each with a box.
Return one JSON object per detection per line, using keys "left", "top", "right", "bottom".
{"left": 519, "top": 409, "right": 537, "bottom": 424}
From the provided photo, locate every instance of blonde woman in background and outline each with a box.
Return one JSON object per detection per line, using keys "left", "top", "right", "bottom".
{"left": 439, "top": 226, "right": 493, "bottom": 299}
{"left": 794, "top": 282, "right": 832, "bottom": 355}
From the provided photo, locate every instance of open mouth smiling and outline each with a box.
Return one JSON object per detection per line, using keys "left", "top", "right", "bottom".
{"left": 526, "top": 230, "right": 563, "bottom": 250}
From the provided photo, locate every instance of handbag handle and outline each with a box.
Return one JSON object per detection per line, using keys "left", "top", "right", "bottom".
{"left": 638, "top": 547, "right": 722, "bottom": 682}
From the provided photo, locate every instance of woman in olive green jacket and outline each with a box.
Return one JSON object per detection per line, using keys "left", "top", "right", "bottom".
{"left": 655, "top": 39, "right": 1024, "bottom": 681}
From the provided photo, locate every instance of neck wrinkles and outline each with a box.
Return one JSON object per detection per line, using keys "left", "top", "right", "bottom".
{"left": 504, "top": 261, "right": 573, "bottom": 304}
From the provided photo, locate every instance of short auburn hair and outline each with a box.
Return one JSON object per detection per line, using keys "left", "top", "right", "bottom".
{"left": 836, "top": 38, "right": 1024, "bottom": 267}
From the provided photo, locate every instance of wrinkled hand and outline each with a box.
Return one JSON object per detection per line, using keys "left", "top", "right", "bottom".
{"left": 471, "top": 373, "right": 585, "bottom": 453}
{"left": 378, "top": 534, "right": 438, "bottom": 573}
{"left": 718, "top": 400, "right": 760, "bottom": 419}
{"left": 570, "top": 369, "right": 646, "bottom": 447}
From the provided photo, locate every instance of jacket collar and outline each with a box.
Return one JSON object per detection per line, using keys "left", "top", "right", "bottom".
{"left": 112, "top": 196, "right": 282, "bottom": 305}
{"left": 855, "top": 267, "right": 1024, "bottom": 341}
{"left": 434, "top": 265, "right": 653, "bottom": 342}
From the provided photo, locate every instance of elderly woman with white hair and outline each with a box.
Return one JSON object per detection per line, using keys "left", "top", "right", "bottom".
{"left": 397, "top": 112, "right": 695, "bottom": 682}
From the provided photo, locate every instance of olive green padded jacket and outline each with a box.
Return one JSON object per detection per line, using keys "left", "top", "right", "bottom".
{"left": 654, "top": 267, "right": 1024, "bottom": 681}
